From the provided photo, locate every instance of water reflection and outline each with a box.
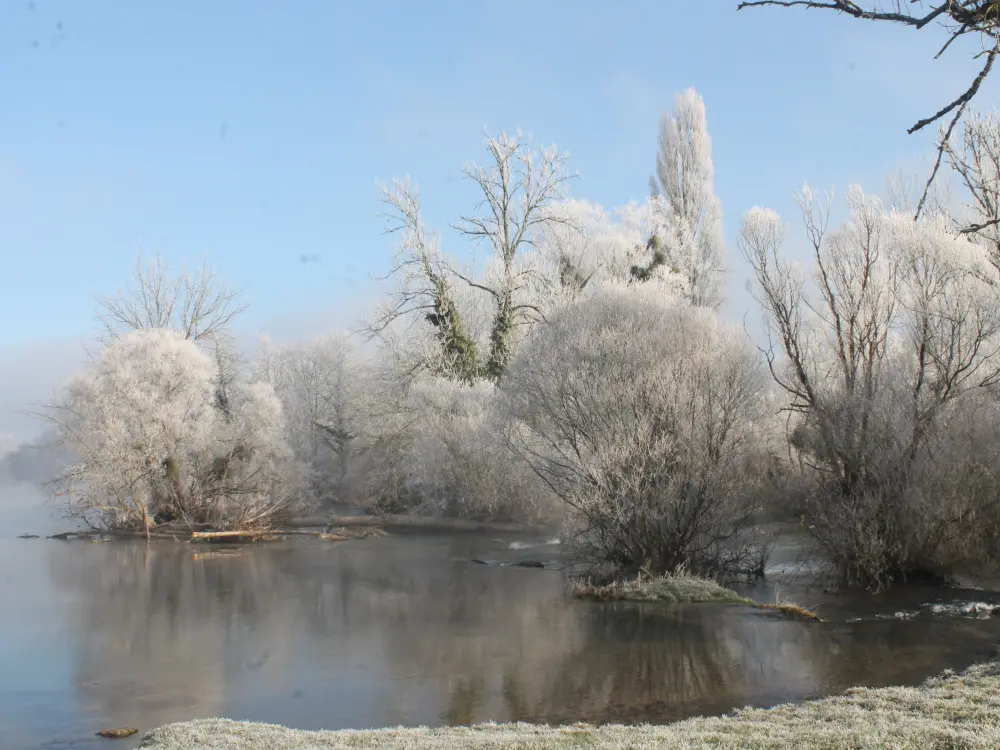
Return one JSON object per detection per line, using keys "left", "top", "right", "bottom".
{"left": 2, "top": 533, "right": 999, "bottom": 749}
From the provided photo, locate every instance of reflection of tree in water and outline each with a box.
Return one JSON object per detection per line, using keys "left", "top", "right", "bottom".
{"left": 524, "top": 606, "right": 799, "bottom": 724}
{"left": 509, "top": 605, "right": 738, "bottom": 723}
{"left": 47, "top": 542, "right": 297, "bottom": 726}
{"left": 338, "top": 539, "right": 825, "bottom": 726}
{"left": 386, "top": 599, "right": 804, "bottom": 725}
{"left": 48, "top": 535, "right": 956, "bottom": 731}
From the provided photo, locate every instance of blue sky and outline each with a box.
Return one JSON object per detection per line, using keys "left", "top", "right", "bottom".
{"left": 1, "top": 0, "right": 998, "bottom": 439}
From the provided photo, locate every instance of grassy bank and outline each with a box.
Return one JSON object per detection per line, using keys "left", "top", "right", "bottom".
{"left": 139, "top": 658, "right": 1000, "bottom": 749}
{"left": 571, "top": 570, "right": 821, "bottom": 620}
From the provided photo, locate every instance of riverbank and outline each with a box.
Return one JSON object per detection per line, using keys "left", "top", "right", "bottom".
{"left": 138, "top": 657, "right": 1000, "bottom": 749}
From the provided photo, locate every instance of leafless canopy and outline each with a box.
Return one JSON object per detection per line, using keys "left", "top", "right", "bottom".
{"left": 95, "top": 252, "right": 248, "bottom": 344}
{"left": 738, "top": 1, "right": 1000, "bottom": 217}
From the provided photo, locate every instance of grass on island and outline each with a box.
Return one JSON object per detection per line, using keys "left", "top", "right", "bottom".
{"left": 571, "top": 570, "right": 821, "bottom": 620}
{"left": 139, "top": 659, "right": 1000, "bottom": 749}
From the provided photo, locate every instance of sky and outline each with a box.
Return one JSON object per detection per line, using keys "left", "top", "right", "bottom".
{"left": 1, "top": 0, "right": 998, "bottom": 443}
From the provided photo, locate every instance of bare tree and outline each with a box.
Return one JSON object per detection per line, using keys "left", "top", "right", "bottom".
{"left": 452, "top": 130, "right": 575, "bottom": 380}
{"left": 944, "top": 110, "right": 1000, "bottom": 265}
{"left": 739, "top": 185, "right": 1000, "bottom": 589}
{"left": 649, "top": 89, "right": 727, "bottom": 308}
{"left": 95, "top": 252, "right": 248, "bottom": 344}
{"left": 738, "top": 1, "right": 1000, "bottom": 218}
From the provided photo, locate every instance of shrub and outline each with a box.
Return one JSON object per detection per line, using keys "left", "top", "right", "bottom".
{"left": 502, "top": 285, "right": 772, "bottom": 577}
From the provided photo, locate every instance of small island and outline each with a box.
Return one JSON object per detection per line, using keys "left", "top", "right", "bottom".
{"left": 571, "top": 570, "right": 821, "bottom": 620}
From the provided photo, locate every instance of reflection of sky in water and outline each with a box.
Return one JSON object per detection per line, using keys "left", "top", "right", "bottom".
{"left": 0, "top": 530, "right": 999, "bottom": 750}
{"left": 0, "top": 535, "right": 84, "bottom": 749}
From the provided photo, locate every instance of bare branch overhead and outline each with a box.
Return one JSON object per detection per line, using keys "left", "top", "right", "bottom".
{"left": 737, "top": 1, "right": 1000, "bottom": 217}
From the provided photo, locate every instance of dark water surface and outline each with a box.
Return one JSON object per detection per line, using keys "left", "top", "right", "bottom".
{"left": 2, "top": 531, "right": 1000, "bottom": 750}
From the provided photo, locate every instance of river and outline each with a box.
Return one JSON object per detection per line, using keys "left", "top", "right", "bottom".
{"left": 2, "top": 510, "right": 1000, "bottom": 749}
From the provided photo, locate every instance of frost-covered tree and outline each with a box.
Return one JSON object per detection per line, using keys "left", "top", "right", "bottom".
{"left": 369, "top": 179, "right": 482, "bottom": 384}
{"left": 502, "top": 285, "right": 770, "bottom": 577}
{"left": 397, "top": 376, "right": 548, "bottom": 520}
{"left": 648, "top": 89, "right": 726, "bottom": 308}
{"left": 254, "top": 333, "right": 368, "bottom": 504}
{"left": 44, "top": 329, "right": 298, "bottom": 532}
{"left": 453, "top": 130, "right": 574, "bottom": 379}
{"left": 740, "top": 185, "right": 1000, "bottom": 589}
{"left": 370, "top": 130, "right": 573, "bottom": 382}
{"left": 530, "top": 197, "right": 690, "bottom": 310}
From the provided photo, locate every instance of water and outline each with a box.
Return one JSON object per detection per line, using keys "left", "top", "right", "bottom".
{"left": 1, "top": 531, "right": 1000, "bottom": 750}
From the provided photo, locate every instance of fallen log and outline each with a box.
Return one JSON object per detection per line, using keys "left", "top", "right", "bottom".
{"left": 49, "top": 531, "right": 91, "bottom": 540}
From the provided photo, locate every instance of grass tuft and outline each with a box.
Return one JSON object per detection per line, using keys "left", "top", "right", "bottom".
{"left": 571, "top": 569, "right": 749, "bottom": 604}
{"left": 571, "top": 571, "right": 820, "bottom": 620}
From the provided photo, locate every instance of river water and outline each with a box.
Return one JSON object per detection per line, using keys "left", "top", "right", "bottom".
{"left": 2, "top": 521, "right": 1000, "bottom": 749}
